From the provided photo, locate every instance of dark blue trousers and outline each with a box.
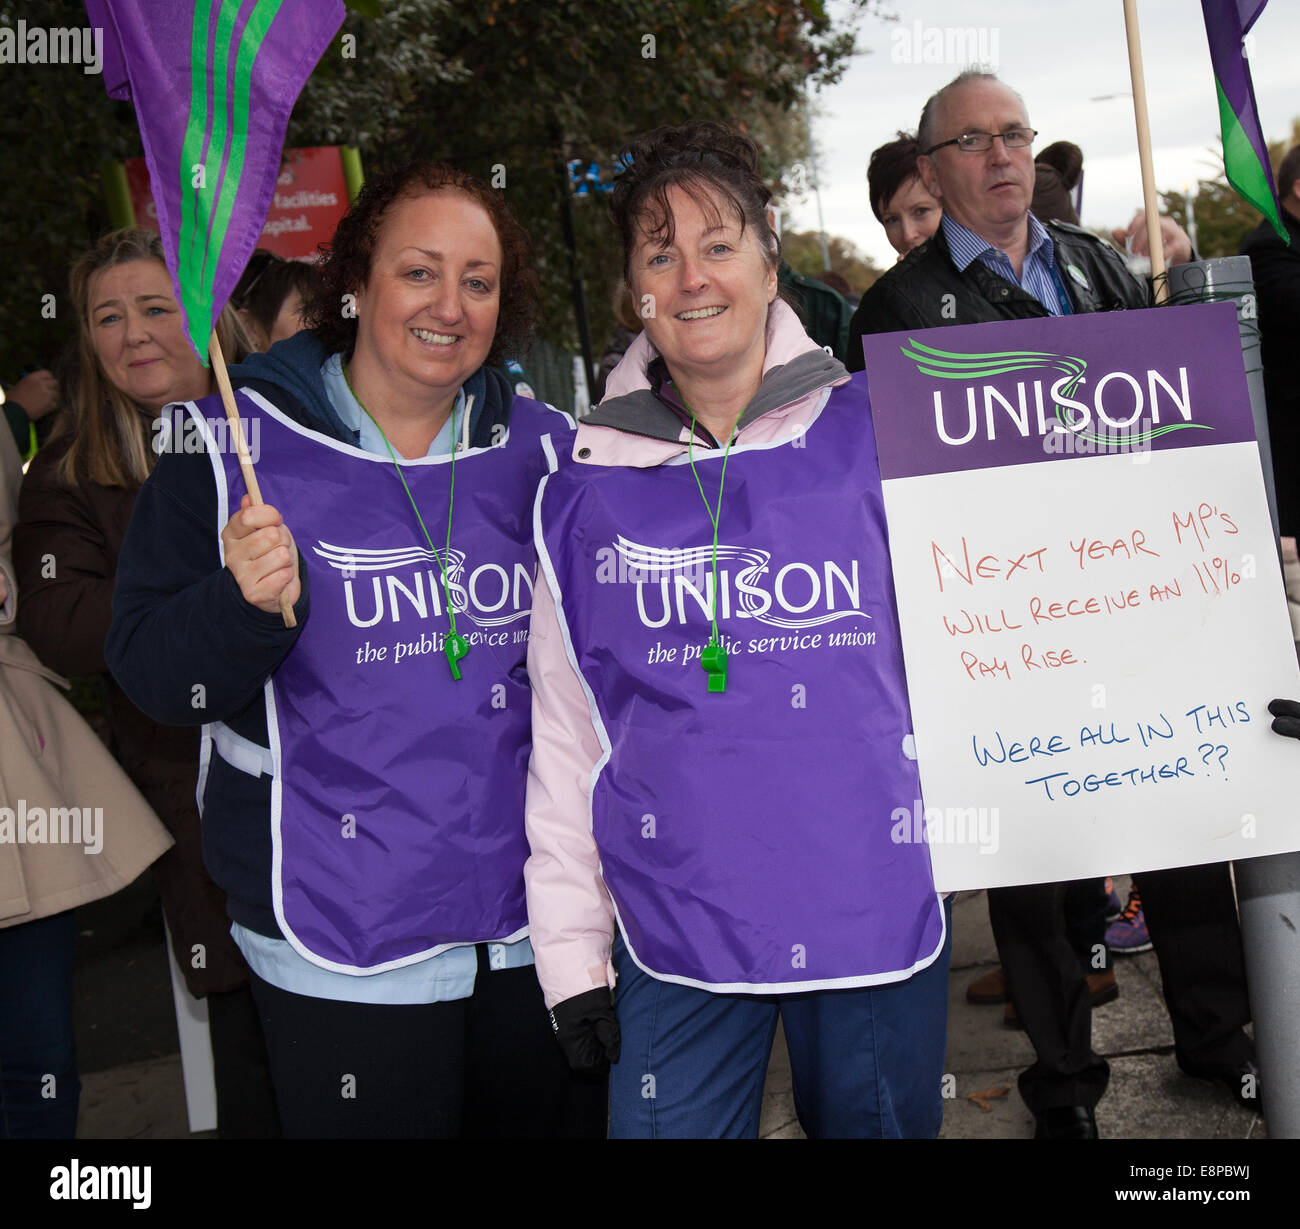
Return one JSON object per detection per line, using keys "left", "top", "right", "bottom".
{"left": 0, "top": 910, "right": 80, "bottom": 1138}
{"left": 610, "top": 898, "right": 952, "bottom": 1138}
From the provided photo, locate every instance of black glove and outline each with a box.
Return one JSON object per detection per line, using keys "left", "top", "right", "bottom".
{"left": 1268, "top": 698, "right": 1300, "bottom": 740}
{"left": 549, "top": 987, "right": 620, "bottom": 1075}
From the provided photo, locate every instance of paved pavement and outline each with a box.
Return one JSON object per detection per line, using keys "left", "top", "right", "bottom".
{"left": 69, "top": 873, "right": 1266, "bottom": 1139}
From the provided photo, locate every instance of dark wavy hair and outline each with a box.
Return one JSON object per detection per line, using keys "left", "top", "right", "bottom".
{"left": 233, "top": 249, "right": 323, "bottom": 339}
{"left": 302, "top": 163, "right": 537, "bottom": 365}
{"left": 1276, "top": 143, "right": 1300, "bottom": 202}
{"left": 868, "top": 133, "right": 921, "bottom": 221}
{"left": 609, "top": 121, "right": 780, "bottom": 279}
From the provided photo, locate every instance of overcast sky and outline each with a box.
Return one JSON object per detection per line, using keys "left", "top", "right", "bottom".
{"left": 784, "top": 0, "right": 1300, "bottom": 269}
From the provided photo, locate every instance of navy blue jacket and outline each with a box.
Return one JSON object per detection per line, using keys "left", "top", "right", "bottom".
{"left": 105, "top": 332, "right": 518, "bottom": 938}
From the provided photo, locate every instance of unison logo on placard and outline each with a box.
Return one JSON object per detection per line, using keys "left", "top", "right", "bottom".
{"left": 901, "top": 339, "right": 1213, "bottom": 450}
{"left": 599, "top": 536, "right": 870, "bottom": 631}
{"left": 314, "top": 541, "right": 533, "bottom": 630}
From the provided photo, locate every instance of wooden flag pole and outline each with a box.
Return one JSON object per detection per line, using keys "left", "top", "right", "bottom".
{"left": 208, "top": 331, "right": 297, "bottom": 628}
{"left": 1122, "top": 0, "right": 1169, "bottom": 303}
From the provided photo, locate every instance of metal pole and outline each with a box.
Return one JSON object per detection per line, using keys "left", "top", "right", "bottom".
{"left": 1237, "top": 852, "right": 1300, "bottom": 1136}
{"left": 1167, "top": 255, "right": 1300, "bottom": 1137}
{"left": 802, "top": 81, "right": 831, "bottom": 273}
{"left": 553, "top": 129, "right": 596, "bottom": 402}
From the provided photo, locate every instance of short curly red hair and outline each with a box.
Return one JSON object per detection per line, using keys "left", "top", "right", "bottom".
{"left": 303, "top": 163, "right": 537, "bottom": 365}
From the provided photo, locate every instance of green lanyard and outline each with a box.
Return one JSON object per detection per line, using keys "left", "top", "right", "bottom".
{"left": 684, "top": 404, "right": 738, "bottom": 694}
{"left": 344, "top": 367, "right": 471, "bottom": 680}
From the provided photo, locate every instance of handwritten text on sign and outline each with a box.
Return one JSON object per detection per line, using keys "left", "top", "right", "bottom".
{"left": 863, "top": 304, "right": 1300, "bottom": 891}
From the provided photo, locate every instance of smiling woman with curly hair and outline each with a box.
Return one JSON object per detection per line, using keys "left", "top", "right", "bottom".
{"left": 105, "top": 163, "right": 604, "bottom": 1139}
{"left": 524, "top": 120, "right": 951, "bottom": 1139}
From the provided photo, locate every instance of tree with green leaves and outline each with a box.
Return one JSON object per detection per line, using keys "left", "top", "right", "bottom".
{"left": 1, "top": 0, "right": 885, "bottom": 383}
{"left": 1159, "top": 119, "right": 1300, "bottom": 259}
{"left": 781, "top": 229, "right": 882, "bottom": 299}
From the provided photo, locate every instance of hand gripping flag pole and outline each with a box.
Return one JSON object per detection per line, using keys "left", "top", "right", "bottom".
{"left": 86, "top": 0, "right": 346, "bottom": 627}
{"left": 207, "top": 331, "right": 295, "bottom": 626}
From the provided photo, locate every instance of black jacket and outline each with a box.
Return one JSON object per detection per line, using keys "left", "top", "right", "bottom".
{"left": 1240, "top": 210, "right": 1300, "bottom": 536}
{"left": 105, "top": 331, "right": 518, "bottom": 938}
{"left": 846, "top": 219, "right": 1149, "bottom": 371}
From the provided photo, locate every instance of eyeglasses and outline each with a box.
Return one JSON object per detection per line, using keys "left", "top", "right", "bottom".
{"left": 923, "top": 128, "right": 1038, "bottom": 155}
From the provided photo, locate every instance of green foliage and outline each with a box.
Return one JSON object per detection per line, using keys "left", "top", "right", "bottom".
{"left": 1, "top": 0, "right": 883, "bottom": 380}
{"left": 1159, "top": 181, "right": 1259, "bottom": 261}
{"left": 288, "top": 0, "right": 883, "bottom": 352}
{"left": 0, "top": 0, "right": 142, "bottom": 380}
{"left": 1158, "top": 120, "right": 1300, "bottom": 260}
{"left": 781, "top": 229, "right": 882, "bottom": 298}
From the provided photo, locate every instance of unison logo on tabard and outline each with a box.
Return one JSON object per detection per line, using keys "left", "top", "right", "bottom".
{"left": 901, "top": 339, "right": 1213, "bottom": 449}
{"left": 599, "top": 536, "right": 870, "bottom": 631}
{"left": 314, "top": 541, "right": 533, "bottom": 630}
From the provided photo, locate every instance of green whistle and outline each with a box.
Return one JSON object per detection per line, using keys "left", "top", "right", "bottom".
{"left": 444, "top": 632, "right": 470, "bottom": 681}
{"left": 700, "top": 639, "right": 728, "bottom": 694}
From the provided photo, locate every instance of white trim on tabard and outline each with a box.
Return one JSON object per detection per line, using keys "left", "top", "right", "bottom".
{"left": 661, "top": 385, "right": 834, "bottom": 467}
{"left": 239, "top": 386, "right": 502, "bottom": 466}
{"left": 529, "top": 398, "right": 575, "bottom": 429}
{"left": 196, "top": 391, "right": 530, "bottom": 975}
{"left": 531, "top": 472, "right": 616, "bottom": 884}
{"left": 209, "top": 722, "right": 274, "bottom": 778}
{"left": 186, "top": 400, "right": 229, "bottom": 824}
{"left": 264, "top": 678, "right": 530, "bottom": 975}
{"left": 610, "top": 890, "right": 948, "bottom": 995}
{"left": 533, "top": 402, "right": 950, "bottom": 994}
{"left": 539, "top": 432, "right": 559, "bottom": 475}
{"left": 195, "top": 727, "right": 212, "bottom": 820}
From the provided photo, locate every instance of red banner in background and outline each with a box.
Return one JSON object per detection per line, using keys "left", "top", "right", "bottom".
{"left": 125, "top": 146, "right": 350, "bottom": 262}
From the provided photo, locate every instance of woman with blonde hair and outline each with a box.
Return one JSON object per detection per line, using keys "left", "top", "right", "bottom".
{"left": 13, "top": 227, "right": 281, "bottom": 1137}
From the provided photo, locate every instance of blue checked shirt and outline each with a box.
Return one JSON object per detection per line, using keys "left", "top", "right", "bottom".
{"left": 941, "top": 213, "right": 1073, "bottom": 316}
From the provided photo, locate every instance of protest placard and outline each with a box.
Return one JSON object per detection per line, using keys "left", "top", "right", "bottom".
{"left": 863, "top": 302, "right": 1300, "bottom": 891}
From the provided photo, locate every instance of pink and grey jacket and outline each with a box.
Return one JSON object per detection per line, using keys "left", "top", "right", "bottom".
{"left": 524, "top": 299, "right": 944, "bottom": 1005}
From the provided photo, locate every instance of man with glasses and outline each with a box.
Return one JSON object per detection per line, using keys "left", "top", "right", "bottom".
{"left": 847, "top": 71, "right": 1191, "bottom": 359}
{"left": 846, "top": 72, "right": 1255, "bottom": 1142}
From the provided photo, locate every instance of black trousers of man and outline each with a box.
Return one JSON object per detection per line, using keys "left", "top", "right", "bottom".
{"left": 988, "top": 861, "right": 1252, "bottom": 1113}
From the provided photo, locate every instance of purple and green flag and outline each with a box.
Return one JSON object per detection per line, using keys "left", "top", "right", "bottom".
{"left": 1200, "top": 0, "right": 1289, "bottom": 243}
{"left": 85, "top": 0, "right": 346, "bottom": 360}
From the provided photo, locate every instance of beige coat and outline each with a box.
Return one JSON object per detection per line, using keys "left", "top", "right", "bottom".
{"left": 0, "top": 424, "right": 172, "bottom": 928}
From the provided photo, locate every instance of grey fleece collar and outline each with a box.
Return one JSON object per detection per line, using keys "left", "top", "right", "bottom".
{"left": 584, "top": 348, "right": 847, "bottom": 445}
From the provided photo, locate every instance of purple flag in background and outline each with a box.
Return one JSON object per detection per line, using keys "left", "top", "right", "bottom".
{"left": 85, "top": 0, "right": 346, "bottom": 359}
{"left": 1200, "top": 0, "right": 1288, "bottom": 242}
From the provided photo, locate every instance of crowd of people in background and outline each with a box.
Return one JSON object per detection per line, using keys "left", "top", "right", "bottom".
{"left": 2, "top": 66, "right": 1298, "bottom": 1140}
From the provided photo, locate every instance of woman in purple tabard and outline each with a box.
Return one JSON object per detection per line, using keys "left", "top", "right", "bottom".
{"left": 526, "top": 122, "right": 952, "bottom": 1138}
{"left": 106, "top": 165, "right": 605, "bottom": 1138}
